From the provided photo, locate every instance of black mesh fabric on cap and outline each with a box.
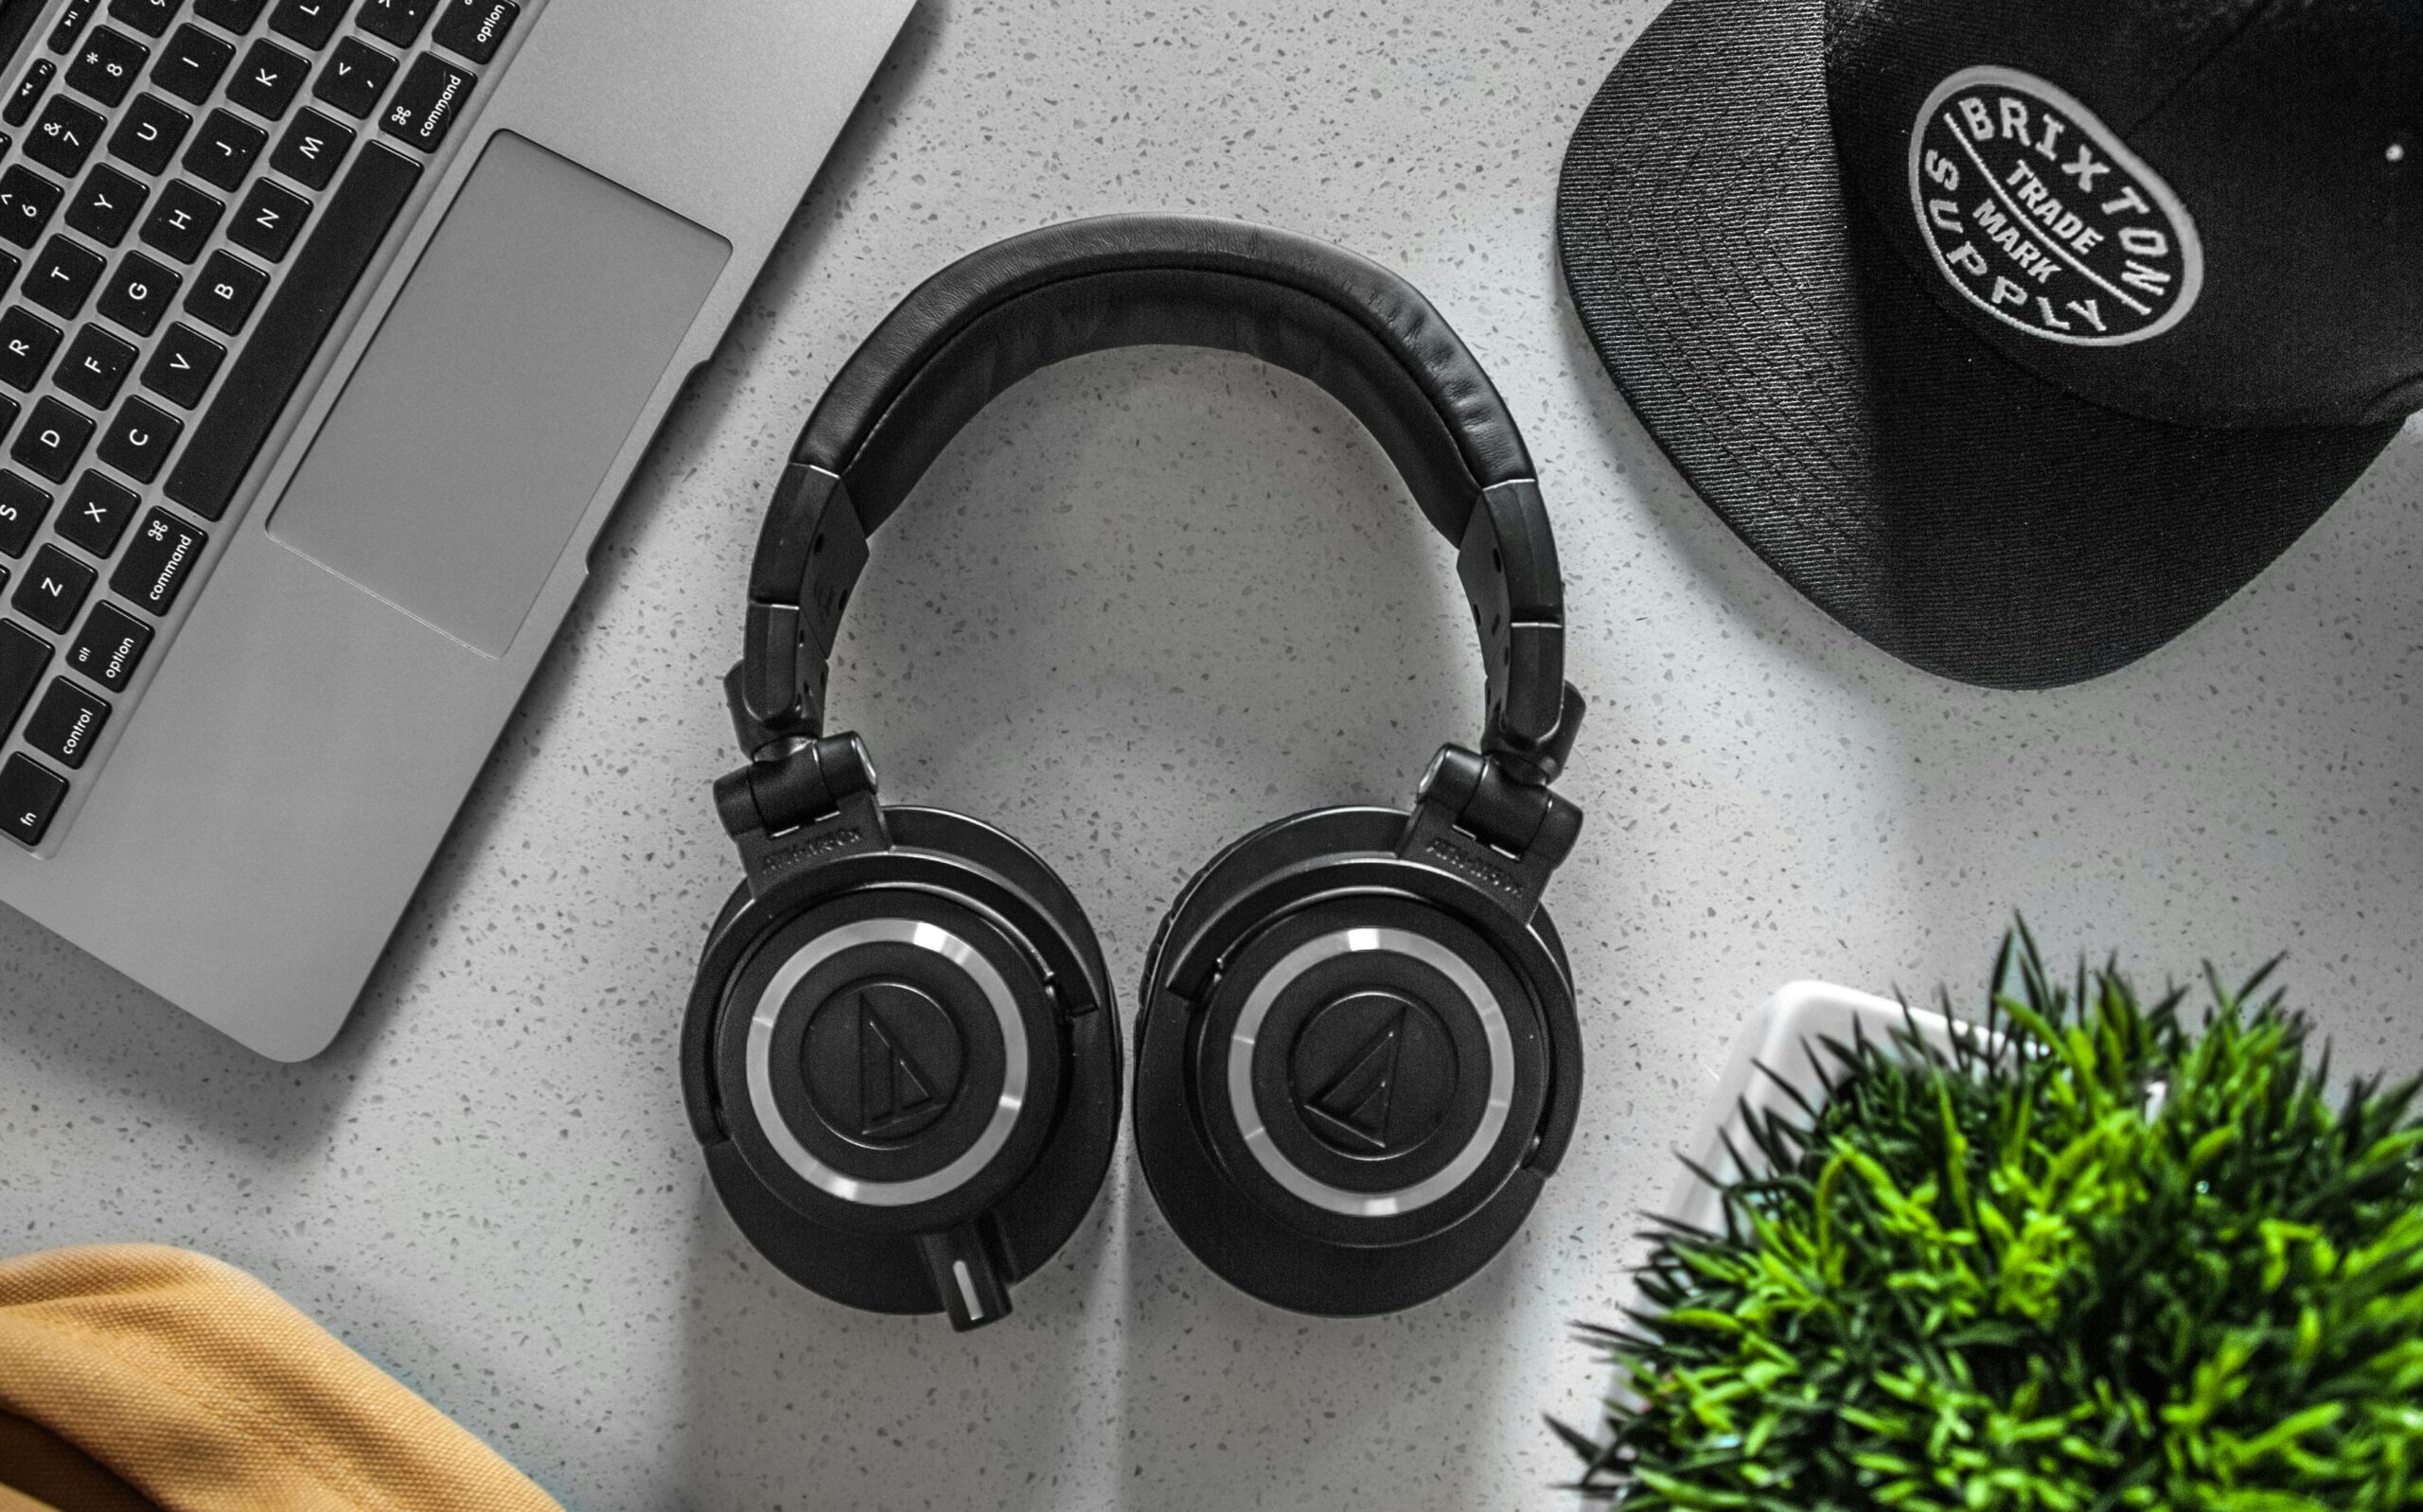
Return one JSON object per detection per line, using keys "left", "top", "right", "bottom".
{"left": 1555, "top": 0, "right": 2401, "bottom": 689}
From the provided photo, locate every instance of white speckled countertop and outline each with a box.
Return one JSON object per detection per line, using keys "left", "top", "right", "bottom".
{"left": 6, "top": 3, "right": 2422, "bottom": 1508}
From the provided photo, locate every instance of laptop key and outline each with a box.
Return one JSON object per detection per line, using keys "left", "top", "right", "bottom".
{"left": 27, "top": 96, "right": 106, "bottom": 178}
{"left": 270, "top": 106, "right": 351, "bottom": 188}
{"left": 314, "top": 36, "right": 396, "bottom": 119}
{"left": 184, "top": 108, "right": 265, "bottom": 190}
{"left": 0, "top": 471, "right": 49, "bottom": 556}
{"left": 138, "top": 179, "right": 222, "bottom": 261}
{"left": 65, "top": 599, "right": 150, "bottom": 691}
{"left": 151, "top": 24, "right": 238, "bottom": 106}
{"left": 56, "top": 469, "right": 138, "bottom": 556}
{"left": 0, "top": 167, "right": 65, "bottom": 249}
{"left": 64, "top": 163, "right": 148, "bottom": 246}
{"left": 431, "top": 0, "right": 515, "bottom": 64}
{"left": 379, "top": 54, "right": 471, "bottom": 152}
{"left": 48, "top": 2, "right": 101, "bottom": 54}
{"left": 25, "top": 235, "right": 106, "bottom": 320}
{"left": 165, "top": 143, "right": 417, "bottom": 519}
{"left": 12, "top": 396, "right": 96, "bottom": 481}
{"left": 111, "top": 507, "right": 203, "bottom": 611}
{"left": 0, "top": 308, "right": 62, "bottom": 391}
{"left": 0, "top": 620, "right": 47, "bottom": 727}
{"left": 195, "top": 0, "right": 271, "bottom": 30}
{"left": 64, "top": 26, "right": 150, "bottom": 107}
{"left": 106, "top": 0, "right": 180, "bottom": 40}
{"left": 270, "top": 0, "right": 344, "bottom": 49}
{"left": 0, "top": 752, "right": 67, "bottom": 846}
{"left": 97, "top": 396, "right": 180, "bottom": 482}
{"left": 356, "top": 0, "right": 436, "bottom": 48}
{"left": 55, "top": 324, "right": 136, "bottom": 409}
{"left": 108, "top": 93, "right": 192, "bottom": 174}
{"left": 139, "top": 320, "right": 223, "bottom": 407}
{"left": 14, "top": 543, "right": 97, "bottom": 632}
{"left": 228, "top": 177, "right": 309, "bottom": 260}
{"left": 184, "top": 248, "right": 264, "bottom": 332}
{"left": 7, "top": 61, "right": 56, "bottom": 129}
{"left": 226, "top": 38, "right": 309, "bottom": 121}
{"left": 97, "top": 250, "right": 182, "bottom": 336}
{"left": 23, "top": 677, "right": 108, "bottom": 767}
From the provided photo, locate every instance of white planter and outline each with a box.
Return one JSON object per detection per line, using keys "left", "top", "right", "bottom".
{"left": 1665, "top": 981, "right": 1959, "bottom": 1239}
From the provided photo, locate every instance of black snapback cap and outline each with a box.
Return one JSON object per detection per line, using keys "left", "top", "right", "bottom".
{"left": 1557, "top": 0, "right": 2420, "bottom": 688}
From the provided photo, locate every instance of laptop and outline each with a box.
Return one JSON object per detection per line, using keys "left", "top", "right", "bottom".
{"left": 0, "top": 0, "right": 916, "bottom": 1058}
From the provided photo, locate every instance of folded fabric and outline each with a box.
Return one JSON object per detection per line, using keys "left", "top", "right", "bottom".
{"left": 0, "top": 1244, "right": 563, "bottom": 1512}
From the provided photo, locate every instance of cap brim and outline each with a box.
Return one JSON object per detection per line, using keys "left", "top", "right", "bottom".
{"left": 1555, "top": 0, "right": 2402, "bottom": 689}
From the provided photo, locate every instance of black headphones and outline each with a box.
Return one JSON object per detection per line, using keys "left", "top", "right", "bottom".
{"left": 681, "top": 216, "right": 1586, "bottom": 1329}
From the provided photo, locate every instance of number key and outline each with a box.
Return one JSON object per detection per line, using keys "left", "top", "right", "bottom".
{"left": 97, "top": 249, "right": 182, "bottom": 334}
{"left": 182, "top": 109, "right": 267, "bottom": 191}
{"left": 0, "top": 308, "right": 62, "bottom": 391}
{"left": 138, "top": 180, "right": 223, "bottom": 263}
{"left": 107, "top": 93, "right": 192, "bottom": 175}
{"left": 0, "top": 471, "right": 50, "bottom": 557}
{"left": 55, "top": 469, "right": 138, "bottom": 557}
{"left": 12, "top": 543, "right": 97, "bottom": 632}
{"left": 64, "top": 26, "right": 149, "bottom": 107}
{"left": 185, "top": 249, "right": 267, "bottom": 334}
{"left": 0, "top": 167, "right": 65, "bottom": 250}
{"left": 27, "top": 96, "right": 107, "bottom": 178}
{"left": 139, "top": 321, "right": 224, "bottom": 409}
{"left": 106, "top": 0, "right": 180, "bottom": 39}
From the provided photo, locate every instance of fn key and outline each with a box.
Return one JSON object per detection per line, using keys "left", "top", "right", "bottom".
{"left": 0, "top": 753, "right": 66, "bottom": 846}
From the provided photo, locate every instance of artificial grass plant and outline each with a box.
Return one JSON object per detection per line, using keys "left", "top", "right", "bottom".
{"left": 1567, "top": 928, "right": 2423, "bottom": 1510}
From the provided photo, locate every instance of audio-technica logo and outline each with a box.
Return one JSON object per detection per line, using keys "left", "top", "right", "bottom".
{"left": 1424, "top": 836, "right": 1523, "bottom": 896}
{"left": 1909, "top": 66, "right": 2202, "bottom": 346}
{"left": 760, "top": 824, "right": 864, "bottom": 875}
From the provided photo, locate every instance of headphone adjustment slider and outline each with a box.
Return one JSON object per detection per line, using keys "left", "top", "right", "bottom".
{"left": 1403, "top": 744, "right": 1582, "bottom": 923}
{"left": 713, "top": 732, "right": 888, "bottom": 893}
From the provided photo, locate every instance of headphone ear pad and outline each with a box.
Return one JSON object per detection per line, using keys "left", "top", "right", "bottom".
{"left": 683, "top": 809, "right": 1121, "bottom": 1329}
{"left": 1135, "top": 806, "right": 1581, "bottom": 1317}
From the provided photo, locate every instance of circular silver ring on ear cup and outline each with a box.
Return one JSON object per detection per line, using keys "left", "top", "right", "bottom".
{"left": 1226, "top": 926, "right": 1512, "bottom": 1220}
{"left": 746, "top": 917, "right": 1031, "bottom": 1208}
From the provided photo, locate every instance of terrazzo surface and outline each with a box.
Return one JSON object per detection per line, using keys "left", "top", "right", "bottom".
{"left": 7, "top": 2, "right": 2423, "bottom": 1508}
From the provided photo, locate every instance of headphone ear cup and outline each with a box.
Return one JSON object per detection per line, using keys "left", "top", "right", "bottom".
{"left": 1135, "top": 806, "right": 1581, "bottom": 1316}
{"left": 683, "top": 808, "right": 1121, "bottom": 1330}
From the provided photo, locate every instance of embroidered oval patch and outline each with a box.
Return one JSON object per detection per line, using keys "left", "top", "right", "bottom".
{"left": 1908, "top": 65, "right": 2202, "bottom": 345}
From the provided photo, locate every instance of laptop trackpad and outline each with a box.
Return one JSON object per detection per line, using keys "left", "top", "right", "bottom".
{"left": 269, "top": 132, "right": 730, "bottom": 656}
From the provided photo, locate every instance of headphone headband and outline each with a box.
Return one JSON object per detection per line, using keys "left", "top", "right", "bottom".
{"left": 734, "top": 215, "right": 1582, "bottom": 779}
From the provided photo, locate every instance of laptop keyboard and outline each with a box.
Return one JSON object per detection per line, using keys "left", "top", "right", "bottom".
{"left": 0, "top": 0, "right": 518, "bottom": 850}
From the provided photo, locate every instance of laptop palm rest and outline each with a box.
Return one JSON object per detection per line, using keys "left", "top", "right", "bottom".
{"left": 268, "top": 131, "right": 731, "bottom": 656}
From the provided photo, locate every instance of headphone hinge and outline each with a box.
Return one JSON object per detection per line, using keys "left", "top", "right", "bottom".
{"left": 715, "top": 733, "right": 888, "bottom": 892}
{"left": 1404, "top": 744, "right": 1583, "bottom": 921}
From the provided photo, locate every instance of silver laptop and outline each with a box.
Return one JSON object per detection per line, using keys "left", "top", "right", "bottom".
{"left": 0, "top": 0, "right": 915, "bottom": 1058}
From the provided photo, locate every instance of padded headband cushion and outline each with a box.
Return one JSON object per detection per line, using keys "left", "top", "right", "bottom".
{"left": 796, "top": 215, "right": 1534, "bottom": 543}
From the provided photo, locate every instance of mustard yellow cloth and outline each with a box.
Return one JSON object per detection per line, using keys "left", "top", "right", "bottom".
{"left": 0, "top": 1245, "right": 563, "bottom": 1512}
